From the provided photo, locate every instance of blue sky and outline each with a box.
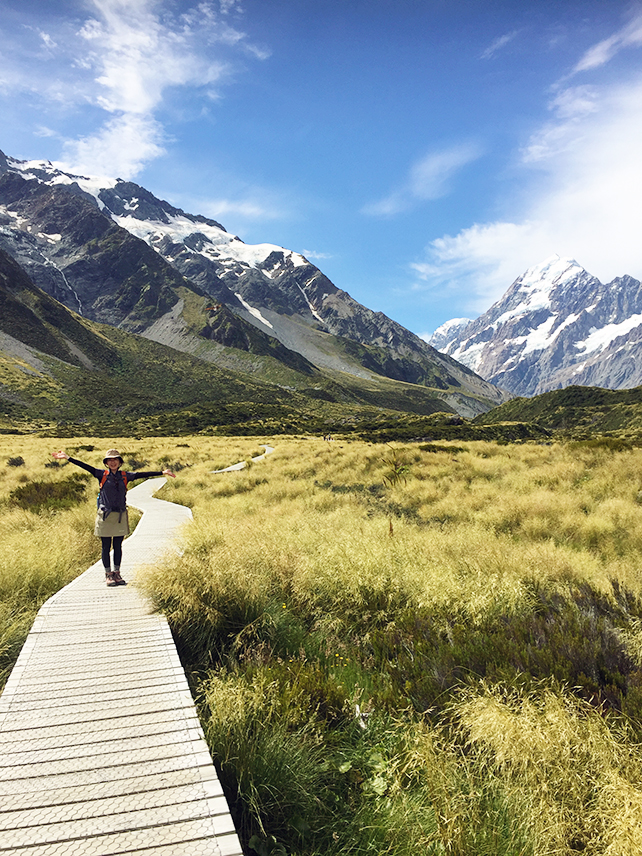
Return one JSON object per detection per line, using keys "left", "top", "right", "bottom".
{"left": 1, "top": 1, "right": 642, "bottom": 339}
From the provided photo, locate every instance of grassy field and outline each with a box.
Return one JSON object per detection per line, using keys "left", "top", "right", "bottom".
{"left": 3, "top": 434, "right": 642, "bottom": 854}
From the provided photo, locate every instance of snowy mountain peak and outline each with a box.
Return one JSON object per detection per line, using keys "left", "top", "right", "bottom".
{"left": 4, "top": 153, "right": 119, "bottom": 197}
{"left": 495, "top": 255, "right": 589, "bottom": 323}
{"left": 0, "top": 151, "right": 305, "bottom": 274}
{"left": 434, "top": 255, "right": 642, "bottom": 396}
{"left": 428, "top": 317, "right": 472, "bottom": 350}
{"left": 518, "top": 254, "right": 585, "bottom": 291}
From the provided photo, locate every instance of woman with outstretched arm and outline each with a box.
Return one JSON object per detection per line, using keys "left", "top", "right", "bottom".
{"left": 52, "top": 448, "right": 176, "bottom": 587}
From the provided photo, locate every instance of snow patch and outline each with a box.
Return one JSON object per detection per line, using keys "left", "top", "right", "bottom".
{"left": 575, "top": 314, "right": 642, "bottom": 355}
{"left": 295, "top": 283, "right": 324, "bottom": 323}
{"left": 113, "top": 211, "right": 301, "bottom": 272}
{"left": 450, "top": 339, "right": 486, "bottom": 371}
{"left": 235, "top": 293, "right": 274, "bottom": 329}
{"left": 493, "top": 256, "right": 585, "bottom": 328}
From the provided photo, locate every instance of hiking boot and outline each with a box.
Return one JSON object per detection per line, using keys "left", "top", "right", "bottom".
{"left": 112, "top": 569, "right": 127, "bottom": 586}
{"left": 105, "top": 570, "right": 118, "bottom": 587}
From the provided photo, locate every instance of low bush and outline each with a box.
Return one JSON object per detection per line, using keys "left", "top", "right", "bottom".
{"left": 10, "top": 474, "right": 89, "bottom": 512}
{"left": 126, "top": 457, "right": 149, "bottom": 470}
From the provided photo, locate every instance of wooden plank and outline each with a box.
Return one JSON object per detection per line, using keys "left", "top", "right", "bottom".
{"left": 0, "top": 479, "right": 242, "bottom": 856}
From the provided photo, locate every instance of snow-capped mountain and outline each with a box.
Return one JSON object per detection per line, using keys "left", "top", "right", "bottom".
{"left": 428, "top": 317, "right": 472, "bottom": 352}
{"left": 0, "top": 149, "right": 508, "bottom": 416}
{"left": 431, "top": 255, "right": 642, "bottom": 396}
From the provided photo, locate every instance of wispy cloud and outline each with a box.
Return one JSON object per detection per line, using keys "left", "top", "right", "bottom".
{"left": 413, "top": 13, "right": 642, "bottom": 314}
{"left": 521, "top": 85, "right": 599, "bottom": 163}
{"left": 480, "top": 30, "right": 520, "bottom": 60}
{"left": 59, "top": 114, "right": 166, "bottom": 179}
{"left": 201, "top": 197, "right": 283, "bottom": 221}
{"left": 413, "top": 77, "right": 642, "bottom": 312}
{"left": 0, "top": 0, "right": 267, "bottom": 179}
{"left": 573, "top": 9, "right": 642, "bottom": 72}
{"left": 302, "top": 249, "right": 332, "bottom": 261}
{"left": 362, "top": 142, "right": 483, "bottom": 217}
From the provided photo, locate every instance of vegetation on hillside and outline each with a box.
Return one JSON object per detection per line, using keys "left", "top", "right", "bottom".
{"left": 2, "top": 244, "right": 506, "bottom": 436}
{"left": 1, "top": 292, "right": 507, "bottom": 438}
{"left": 476, "top": 384, "right": 642, "bottom": 438}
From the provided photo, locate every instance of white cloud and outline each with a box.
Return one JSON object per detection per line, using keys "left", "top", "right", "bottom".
{"left": 0, "top": 1, "right": 265, "bottom": 178}
{"left": 202, "top": 197, "right": 282, "bottom": 220}
{"left": 412, "top": 221, "right": 552, "bottom": 313}
{"left": 302, "top": 249, "right": 332, "bottom": 261}
{"left": 363, "top": 142, "right": 483, "bottom": 217}
{"left": 56, "top": 114, "right": 165, "bottom": 179}
{"left": 521, "top": 85, "right": 598, "bottom": 163}
{"left": 38, "top": 30, "right": 57, "bottom": 52}
{"left": 480, "top": 30, "right": 520, "bottom": 60}
{"left": 35, "top": 126, "right": 58, "bottom": 138}
{"left": 573, "top": 10, "right": 642, "bottom": 72}
{"left": 415, "top": 30, "right": 642, "bottom": 315}
{"left": 59, "top": 0, "right": 245, "bottom": 174}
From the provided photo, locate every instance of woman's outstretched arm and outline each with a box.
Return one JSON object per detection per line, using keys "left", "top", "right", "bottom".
{"left": 52, "top": 450, "right": 102, "bottom": 479}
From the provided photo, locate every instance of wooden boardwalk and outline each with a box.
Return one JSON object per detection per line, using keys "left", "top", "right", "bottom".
{"left": 0, "top": 478, "right": 242, "bottom": 856}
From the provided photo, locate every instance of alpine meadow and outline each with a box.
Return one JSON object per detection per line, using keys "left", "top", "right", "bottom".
{"left": 6, "top": 2, "right": 642, "bottom": 853}
{"left": 3, "top": 432, "right": 642, "bottom": 855}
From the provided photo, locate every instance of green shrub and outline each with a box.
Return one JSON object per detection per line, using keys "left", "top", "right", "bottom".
{"left": 126, "top": 457, "right": 148, "bottom": 470}
{"left": 10, "top": 474, "right": 88, "bottom": 512}
{"left": 6, "top": 456, "right": 25, "bottom": 467}
{"left": 419, "top": 443, "right": 467, "bottom": 454}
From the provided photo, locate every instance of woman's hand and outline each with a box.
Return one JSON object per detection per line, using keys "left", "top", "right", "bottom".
{"left": 52, "top": 450, "right": 69, "bottom": 460}
{"left": 162, "top": 469, "right": 176, "bottom": 478}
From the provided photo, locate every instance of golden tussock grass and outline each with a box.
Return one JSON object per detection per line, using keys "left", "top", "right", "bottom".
{"left": 5, "top": 433, "right": 642, "bottom": 853}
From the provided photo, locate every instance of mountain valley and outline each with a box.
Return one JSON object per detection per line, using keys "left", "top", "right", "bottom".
{"left": 0, "top": 150, "right": 507, "bottom": 430}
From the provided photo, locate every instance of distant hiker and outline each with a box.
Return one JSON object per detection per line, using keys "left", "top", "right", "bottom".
{"left": 51, "top": 448, "right": 176, "bottom": 587}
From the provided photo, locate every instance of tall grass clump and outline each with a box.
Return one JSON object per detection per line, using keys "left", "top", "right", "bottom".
{"left": 453, "top": 683, "right": 642, "bottom": 854}
{"left": 0, "top": 500, "right": 97, "bottom": 688}
{"left": 136, "top": 436, "right": 642, "bottom": 854}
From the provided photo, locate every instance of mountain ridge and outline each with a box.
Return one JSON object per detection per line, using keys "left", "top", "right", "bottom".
{"left": 432, "top": 255, "right": 642, "bottom": 396}
{"left": 0, "top": 149, "right": 508, "bottom": 418}
{"left": 1, "top": 244, "right": 480, "bottom": 438}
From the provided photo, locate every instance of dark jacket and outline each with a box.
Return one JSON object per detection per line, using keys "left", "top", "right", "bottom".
{"left": 68, "top": 458, "right": 164, "bottom": 513}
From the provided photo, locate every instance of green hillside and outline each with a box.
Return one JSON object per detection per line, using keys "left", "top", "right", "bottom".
{"left": 475, "top": 385, "right": 642, "bottom": 439}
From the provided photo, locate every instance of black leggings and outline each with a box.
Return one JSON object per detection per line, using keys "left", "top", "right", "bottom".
{"left": 101, "top": 536, "right": 124, "bottom": 569}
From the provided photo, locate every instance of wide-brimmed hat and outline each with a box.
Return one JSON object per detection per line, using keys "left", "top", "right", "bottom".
{"left": 103, "top": 449, "right": 124, "bottom": 465}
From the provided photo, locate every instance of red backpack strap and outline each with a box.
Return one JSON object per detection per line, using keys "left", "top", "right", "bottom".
{"left": 99, "top": 470, "right": 128, "bottom": 488}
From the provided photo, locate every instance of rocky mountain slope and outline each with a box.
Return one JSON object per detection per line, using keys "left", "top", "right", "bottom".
{"left": 432, "top": 256, "right": 642, "bottom": 397}
{"left": 0, "top": 149, "right": 507, "bottom": 417}
{"left": 2, "top": 245, "right": 488, "bottom": 437}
